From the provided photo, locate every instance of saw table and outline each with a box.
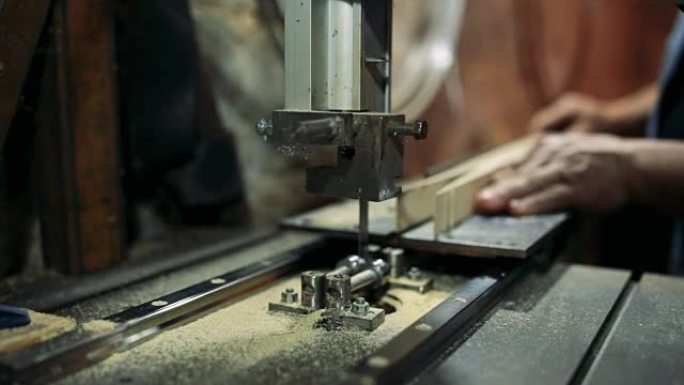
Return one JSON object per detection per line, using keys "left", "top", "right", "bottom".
{"left": 0, "top": 224, "right": 682, "bottom": 385}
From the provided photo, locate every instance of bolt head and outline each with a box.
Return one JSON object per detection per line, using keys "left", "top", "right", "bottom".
{"left": 352, "top": 297, "right": 370, "bottom": 315}
{"left": 338, "top": 145, "right": 355, "bottom": 158}
{"left": 414, "top": 120, "right": 428, "bottom": 140}
{"left": 407, "top": 267, "right": 423, "bottom": 281}
{"left": 256, "top": 118, "right": 273, "bottom": 136}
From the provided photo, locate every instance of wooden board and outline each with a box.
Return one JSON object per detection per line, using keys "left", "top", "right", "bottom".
{"left": 397, "top": 136, "right": 536, "bottom": 233}
{"left": 0, "top": 311, "right": 76, "bottom": 356}
{"left": 433, "top": 137, "right": 535, "bottom": 236}
{"left": 37, "top": 0, "right": 125, "bottom": 274}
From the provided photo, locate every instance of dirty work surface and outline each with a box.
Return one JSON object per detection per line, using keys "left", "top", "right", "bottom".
{"left": 583, "top": 273, "right": 684, "bottom": 385}
{"left": 58, "top": 274, "right": 465, "bottom": 385}
{"left": 415, "top": 265, "right": 630, "bottom": 385}
{"left": 0, "top": 311, "right": 76, "bottom": 356}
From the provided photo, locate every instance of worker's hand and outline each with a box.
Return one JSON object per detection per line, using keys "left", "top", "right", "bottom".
{"left": 476, "top": 133, "right": 635, "bottom": 215}
{"left": 530, "top": 93, "right": 617, "bottom": 133}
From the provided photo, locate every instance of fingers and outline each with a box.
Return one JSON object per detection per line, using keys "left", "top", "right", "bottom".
{"left": 509, "top": 184, "right": 573, "bottom": 215}
{"left": 476, "top": 163, "right": 565, "bottom": 213}
{"left": 518, "top": 136, "right": 559, "bottom": 173}
{"left": 529, "top": 98, "right": 578, "bottom": 133}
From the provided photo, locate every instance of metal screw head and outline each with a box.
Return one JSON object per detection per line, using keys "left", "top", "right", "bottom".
{"left": 407, "top": 267, "right": 423, "bottom": 281}
{"left": 256, "top": 118, "right": 273, "bottom": 136}
{"left": 413, "top": 120, "right": 428, "bottom": 140}
{"left": 281, "top": 288, "right": 298, "bottom": 304}
{"left": 338, "top": 145, "right": 355, "bottom": 158}
{"left": 352, "top": 297, "right": 369, "bottom": 315}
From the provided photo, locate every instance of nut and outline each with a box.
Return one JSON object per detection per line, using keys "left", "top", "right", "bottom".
{"left": 407, "top": 267, "right": 423, "bottom": 281}
{"left": 352, "top": 297, "right": 370, "bottom": 316}
{"left": 281, "top": 288, "right": 298, "bottom": 304}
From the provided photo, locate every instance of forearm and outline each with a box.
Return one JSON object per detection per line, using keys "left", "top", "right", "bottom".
{"left": 603, "top": 84, "right": 659, "bottom": 137}
{"left": 625, "top": 139, "right": 684, "bottom": 215}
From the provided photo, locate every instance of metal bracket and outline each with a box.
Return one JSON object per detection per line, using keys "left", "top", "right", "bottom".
{"left": 267, "top": 301, "right": 315, "bottom": 315}
{"left": 389, "top": 276, "right": 434, "bottom": 294}
{"left": 340, "top": 307, "right": 386, "bottom": 331}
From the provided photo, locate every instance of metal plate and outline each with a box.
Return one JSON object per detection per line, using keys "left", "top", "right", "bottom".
{"left": 415, "top": 265, "right": 631, "bottom": 385}
{"left": 583, "top": 273, "right": 684, "bottom": 385}
{"left": 282, "top": 199, "right": 398, "bottom": 238}
{"left": 400, "top": 213, "right": 569, "bottom": 258}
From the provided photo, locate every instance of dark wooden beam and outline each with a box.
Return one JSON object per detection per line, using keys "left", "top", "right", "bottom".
{"left": 38, "top": 0, "right": 125, "bottom": 273}
{"left": 0, "top": 0, "right": 52, "bottom": 151}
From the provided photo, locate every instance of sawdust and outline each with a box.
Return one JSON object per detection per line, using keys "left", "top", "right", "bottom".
{"left": 81, "top": 319, "right": 117, "bottom": 333}
{"left": 0, "top": 310, "right": 76, "bottom": 356}
{"left": 59, "top": 274, "right": 462, "bottom": 385}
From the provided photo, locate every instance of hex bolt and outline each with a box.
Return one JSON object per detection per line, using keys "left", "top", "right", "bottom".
{"left": 352, "top": 297, "right": 370, "bottom": 316}
{"left": 281, "top": 287, "right": 298, "bottom": 304}
{"left": 407, "top": 267, "right": 423, "bottom": 281}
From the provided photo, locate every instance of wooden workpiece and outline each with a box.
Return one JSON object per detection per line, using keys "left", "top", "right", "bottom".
{"left": 397, "top": 136, "right": 536, "bottom": 235}
{"left": 433, "top": 137, "right": 536, "bottom": 236}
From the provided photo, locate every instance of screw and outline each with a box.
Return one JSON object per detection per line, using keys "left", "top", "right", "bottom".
{"left": 388, "top": 120, "right": 428, "bottom": 140}
{"left": 338, "top": 145, "right": 355, "bottom": 158}
{"left": 407, "top": 267, "right": 423, "bottom": 281}
{"left": 281, "top": 288, "right": 298, "bottom": 304}
{"left": 352, "top": 297, "right": 369, "bottom": 316}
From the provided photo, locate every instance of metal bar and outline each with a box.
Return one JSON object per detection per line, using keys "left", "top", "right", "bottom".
{"left": 0, "top": 248, "right": 313, "bottom": 385}
{"left": 358, "top": 199, "right": 369, "bottom": 259}
{"left": 2, "top": 228, "right": 278, "bottom": 311}
{"left": 348, "top": 266, "right": 524, "bottom": 385}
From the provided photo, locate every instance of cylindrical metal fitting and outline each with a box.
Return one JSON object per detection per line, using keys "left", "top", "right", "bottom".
{"left": 388, "top": 120, "right": 428, "bottom": 140}
{"left": 350, "top": 259, "right": 390, "bottom": 291}
{"left": 366, "top": 244, "right": 382, "bottom": 259}
{"left": 294, "top": 117, "right": 343, "bottom": 144}
{"left": 386, "top": 248, "right": 406, "bottom": 279}
{"left": 326, "top": 274, "right": 352, "bottom": 310}
{"left": 301, "top": 270, "right": 326, "bottom": 309}
{"left": 328, "top": 255, "right": 369, "bottom": 277}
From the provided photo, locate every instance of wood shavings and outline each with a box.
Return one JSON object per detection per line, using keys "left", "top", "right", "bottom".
{"left": 81, "top": 319, "right": 117, "bottom": 333}
{"left": 0, "top": 310, "right": 76, "bottom": 356}
{"left": 59, "top": 274, "right": 463, "bottom": 385}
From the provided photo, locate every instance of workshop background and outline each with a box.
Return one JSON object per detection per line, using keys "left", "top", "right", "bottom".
{"left": 0, "top": 0, "right": 677, "bottom": 278}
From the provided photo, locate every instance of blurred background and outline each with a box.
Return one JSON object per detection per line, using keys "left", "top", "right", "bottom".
{"left": 0, "top": 0, "right": 676, "bottom": 279}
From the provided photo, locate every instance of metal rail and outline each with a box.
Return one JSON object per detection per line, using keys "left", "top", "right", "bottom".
{"left": 0, "top": 245, "right": 319, "bottom": 385}
{"left": 347, "top": 265, "right": 526, "bottom": 385}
